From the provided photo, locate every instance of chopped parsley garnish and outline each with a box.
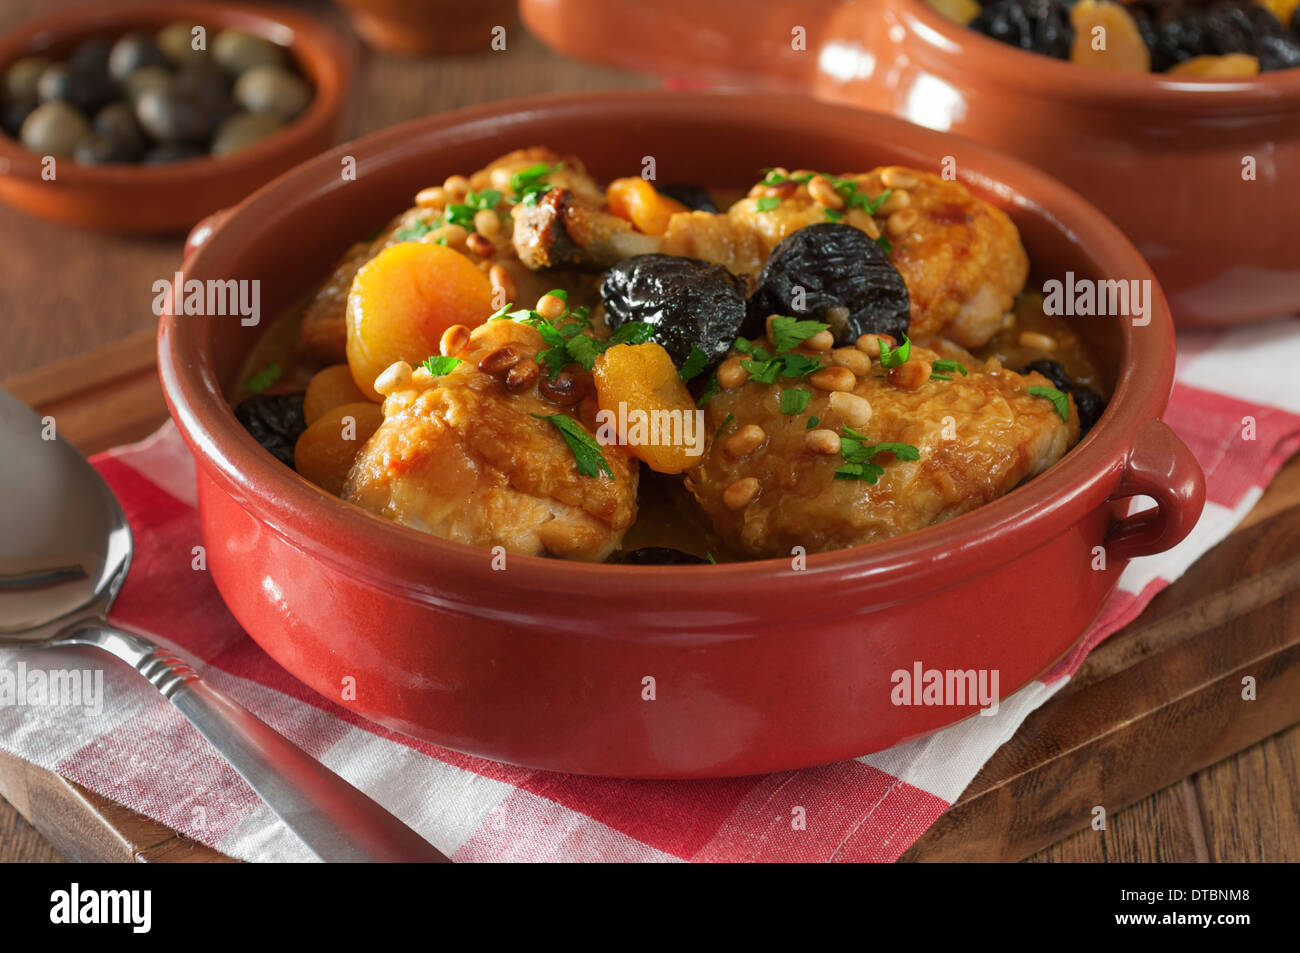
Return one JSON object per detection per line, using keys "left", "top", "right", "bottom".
{"left": 544, "top": 288, "right": 568, "bottom": 301}
{"left": 835, "top": 427, "right": 921, "bottom": 483}
{"left": 245, "top": 364, "right": 281, "bottom": 394}
{"left": 609, "top": 322, "right": 655, "bottom": 346}
{"left": 697, "top": 373, "right": 719, "bottom": 407}
{"left": 494, "top": 296, "right": 632, "bottom": 377}
{"left": 806, "top": 415, "right": 819, "bottom": 430}
{"left": 824, "top": 208, "right": 843, "bottom": 222}
{"left": 849, "top": 188, "right": 891, "bottom": 215}
{"left": 421, "top": 355, "right": 462, "bottom": 377}
{"left": 714, "top": 412, "right": 734, "bottom": 439}
{"left": 756, "top": 196, "right": 781, "bottom": 212}
{"left": 508, "top": 162, "right": 558, "bottom": 207}
{"left": 930, "top": 359, "right": 968, "bottom": 381}
{"left": 780, "top": 388, "right": 811, "bottom": 415}
{"left": 1028, "top": 385, "right": 1070, "bottom": 422}
{"left": 878, "top": 333, "right": 912, "bottom": 369}
{"left": 532, "top": 412, "right": 613, "bottom": 479}
{"left": 769, "top": 316, "right": 829, "bottom": 353}
{"left": 705, "top": 552, "right": 718, "bottom": 564}
{"left": 875, "top": 234, "right": 894, "bottom": 255}
{"left": 394, "top": 220, "right": 435, "bottom": 242}
{"left": 679, "top": 345, "right": 709, "bottom": 382}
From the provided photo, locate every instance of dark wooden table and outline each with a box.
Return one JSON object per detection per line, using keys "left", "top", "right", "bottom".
{"left": 1, "top": 0, "right": 1297, "bottom": 863}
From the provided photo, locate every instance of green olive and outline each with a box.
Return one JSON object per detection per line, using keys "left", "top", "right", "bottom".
{"left": 108, "top": 33, "right": 169, "bottom": 82}
{"left": 122, "top": 65, "right": 173, "bottom": 103}
{"left": 213, "top": 29, "right": 286, "bottom": 76}
{"left": 233, "top": 66, "right": 310, "bottom": 121}
{"left": 4, "top": 56, "right": 52, "bottom": 103}
{"left": 135, "top": 83, "right": 209, "bottom": 142}
{"left": 211, "top": 110, "right": 282, "bottom": 156}
{"left": 157, "top": 21, "right": 209, "bottom": 69}
{"left": 20, "top": 100, "right": 91, "bottom": 156}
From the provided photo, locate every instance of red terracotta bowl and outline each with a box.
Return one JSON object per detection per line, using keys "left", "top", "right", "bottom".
{"left": 0, "top": 1, "right": 350, "bottom": 235}
{"left": 158, "top": 90, "right": 1204, "bottom": 779}
{"left": 520, "top": 0, "right": 1300, "bottom": 328}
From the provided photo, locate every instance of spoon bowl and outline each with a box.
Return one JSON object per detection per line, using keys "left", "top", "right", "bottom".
{"left": 0, "top": 389, "right": 447, "bottom": 862}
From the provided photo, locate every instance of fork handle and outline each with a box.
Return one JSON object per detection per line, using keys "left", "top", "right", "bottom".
{"left": 70, "top": 623, "right": 449, "bottom": 863}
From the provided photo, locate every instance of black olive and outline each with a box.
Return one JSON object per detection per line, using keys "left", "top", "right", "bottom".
{"left": 2, "top": 99, "right": 35, "bottom": 138}
{"left": 143, "top": 140, "right": 206, "bottom": 164}
{"left": 91, "top": 102, "right": 145, "bottom": 159}
{"left": 748, "top": 223, "right": 910, "bottom": 345}
{"left": 234, "top": 393, "right": 306, "bottom": 467}
{"left": 656, "top": 183, "right": 718, "bottom": 213}
{"left": 970, "top": 0, "right": 1075, "bottom": 60}
{"left": 616, "top": 547, "right": 709, "bottom": 565}
{"left": 134, "top": 82, "right": 210, "bottom": 142}
{"left": 108, "top": 33, "right": 169, "bottom": 82}
{"left": 601, "top": 254, "right": 748, "bottom": 368}
{"left": 73, "top": 132, "right": 137, "bottom": 164}
{"left": 36, "top": 62, "right": 117, "bottom": 114}
{"left": 1019, "top": 359, "right": 1106, "bottom": 435}
{"left": 68, "top": 37, "right": 113, "bottom": 76}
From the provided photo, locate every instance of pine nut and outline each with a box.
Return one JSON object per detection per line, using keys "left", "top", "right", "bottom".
{"left": 806, "top": 330, "right": 835, "bottom": 352}
{"left": 442, "top": 174, "right": 470, "bottom": 199}
{"left": 1018, "top": 331, "right": 1056, "bottom": 351}
{"left": 430, "top": 223, "right": 467, "bottom": 248}
{"left": 490, "top": 167, "right": 512, "bottom": 192}
{"left": 538, "top": 369, "right": 587, "bottom": 405}
{"left": 723, "top": 477, "right": 760, "bottom": 511}
{"left": 505, "top": 358, "right": 539, "bottom": 391}
{"left": 808, "top": 175, "right": 844, "bottom": 210}
{"left": 536, "top": 293, "right": 567, "bottom": 321}
{"left": 805, "top": 428, "right": 841, "bottom": 454}
{"left": 415, "top": 186, "right": 446, "bottom": 209}
{"left": 828, "top": 391, "right": 873, "bottom": 428}
{"left": 474, "top": 208, "right": 500, "bottom": 237}
{"left": 440, "top": 324, "right": 471, "bottom": 357}
{"left": 725, "top": 424, "right": 766, "bottom": 458}
{"left": 763, "top": 180, "right": 797, "bottom": 199}
{"left": 374, "top": 361, "right": 412, "bottom": 396}
{"left": 881, "top": 167, "right": 920, "bottom": 190}
{"left": 830, "top": 347, "right": 871, "bottom": 376}
{"left": 717, "top": 357, "right": 749, "bottom": 389}
{"left": 465, "top": 233, "right": 494, "bottom": 257}
{"left": 478, "top": 345, "right": 520, "bottom": 377}
{"left": 887, "top": 208, "right": 919, "bottom": 237}
{"left": 809, "top": 366, "right": 857, "bottom": 392}
{"left": 489, "top": 264, "right": 516, "bottom": 303}
{"left": 855, "top": 333, "right": 896, "bottom": 358}
{"left": 888, "top": 359, "right": 931, "bottom": 390}
{"left": 876, "top": 189, "right": 911, "bottom": 215}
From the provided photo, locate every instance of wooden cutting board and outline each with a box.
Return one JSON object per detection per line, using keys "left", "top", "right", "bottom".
{"left": 2, "top": 328, "right": 1299, "bottom": 862}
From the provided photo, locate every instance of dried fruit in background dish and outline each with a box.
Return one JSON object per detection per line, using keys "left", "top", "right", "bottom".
{"left": 969, "top": 0, "right": 1076, "bottom": 58}
{"left": 234, "top": 391, "right": 306, "bottom": 467}
{"left": 1069, "top": 0, "right": 1152, "bottom": 71}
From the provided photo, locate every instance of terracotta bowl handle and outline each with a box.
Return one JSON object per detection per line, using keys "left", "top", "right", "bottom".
{"left": 184, "top": 208, "right": 234, "bottom": 260}
{"left": 1105, "top": 418, "right": 1206, "bottom": 561}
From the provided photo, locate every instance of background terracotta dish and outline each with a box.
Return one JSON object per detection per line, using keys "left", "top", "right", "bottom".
{"left": 520, "top": 0, "right": 1300, "bottom": 328}
{"left": 159, "top": 90, "right": 1204, "bottom": 779}
{"left": 0, "top": 1, "right": 349, "bottom": 235}
{"left": 332, "top": 0, "right": 516, "bottom": 55}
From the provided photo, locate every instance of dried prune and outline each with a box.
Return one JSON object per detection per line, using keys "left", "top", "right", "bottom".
{"left": 1020, "top": 359, "right": 1106, "bottom": 435}
{"left": 234, "top": 392, "right": 306, "bottom": 467}
{"left": 1131, "top": 0, "right": 1300, "bottom": 71}
{"left": 601, "top": 254, "right": 748, "bottom": 368}
{"left": 970, "top": 0, "right": 1076, "bottom": 59}
{"left": 656, "top": 183, "right": 718, "bottom": 214}
{"left": 616, "top": 547, "right": 709, "bottom": 565}
{"left": 747, "top": 224, "right": 910, "bottom": 345}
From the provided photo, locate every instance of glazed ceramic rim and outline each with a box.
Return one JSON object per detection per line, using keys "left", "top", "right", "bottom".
{"left": 160, "top": 89, "right": 1173, "bottom": 612}
{"left": 0, "top": 0, "right": 349, "bottom": 184}
{"left": 897, "top": 0, "right": 1300, "bottom": 108}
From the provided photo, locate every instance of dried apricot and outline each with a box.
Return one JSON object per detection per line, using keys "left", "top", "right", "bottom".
{"left": 606, "top": 178, "right": 689, "bottom": 237}
{"left": 346, "top": 242, "right": 493, "bottom": 400}
{"left": 1069, "top": 0, "right": 1151, "bottom": 72}
{"left": 303, "top": 364, "right": 370, "bottom": 425}
{"left": 294, "top": 401, "right": 383, "bottom": 496}
{"left": 593, "top": 342, "right": 700, "bottom": 474}
{"left": 1168, "top": 53, "right": 1260, "bottom": 77}
{"left": 927, "top": 0, "right": 981, "bottom": 25}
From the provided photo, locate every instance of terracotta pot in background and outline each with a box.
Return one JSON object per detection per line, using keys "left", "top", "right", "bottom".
{"left": 333, "top": 0, "right": 516, "bottom": 55}
{"left": 159, "top": 91, "right": 1203, "bottom": 778}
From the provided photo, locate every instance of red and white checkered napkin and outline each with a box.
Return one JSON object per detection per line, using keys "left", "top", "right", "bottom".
{"left": 3, "top": 319, "right": 1299, "bottom": 862}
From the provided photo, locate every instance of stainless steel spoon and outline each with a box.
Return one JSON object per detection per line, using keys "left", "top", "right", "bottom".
{"left": 0, "top": 389, "right": 448, "bottom": 862}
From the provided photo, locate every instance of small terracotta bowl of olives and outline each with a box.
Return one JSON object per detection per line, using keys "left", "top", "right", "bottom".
{"left": 0, "top": 1, "right": 349, "bottom": 234}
